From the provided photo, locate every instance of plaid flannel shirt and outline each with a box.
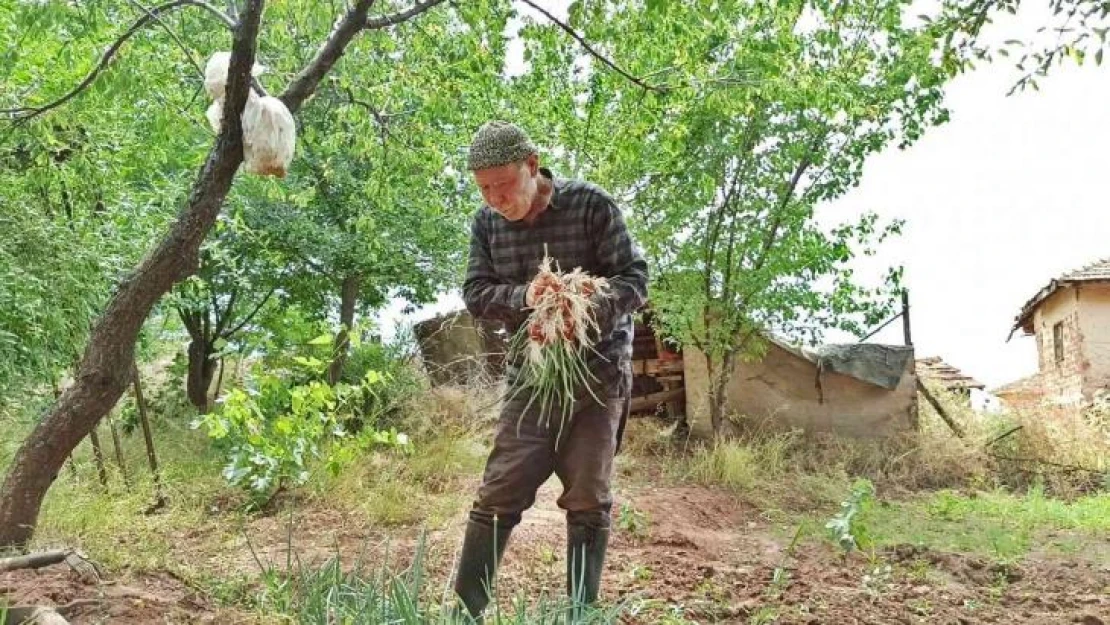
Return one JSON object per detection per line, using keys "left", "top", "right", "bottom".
{"left": 463, "top": 169, "right": 649, "bottom": 388}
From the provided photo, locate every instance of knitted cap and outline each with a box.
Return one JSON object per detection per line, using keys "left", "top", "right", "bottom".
{"left": 466, "top": 120, "right": 537, "bottom": 171}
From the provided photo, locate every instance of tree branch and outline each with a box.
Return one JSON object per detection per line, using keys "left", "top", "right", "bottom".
{"left": 518, "top": 0, "right": 663, "bottom": 93}
{"left": 704, "top": 161, "right": 739, "bottom": 299}
{"left": 211, "top": 285, "right": 238, "bottom": 339}
{"left": 341, "top": 86, "right": 421, "bottom": 153}
{"left": 2, "top": 0, "right": 236, "bottom": 122}
{"left": 222, "top": 285, "right": 277, "bottom": 338}
{"left": 365, "top": 0, "right": 449, "bottom": 29}
{"left": 730, "top": 137, "right": 821, "bottom": 314}
{"left": 191, "top": 0, "right": 237, "bottom": 27}
{"left": 750, "top": 142, "right": 819, "bottom": 275}
{"left": 705, "top": 108, "right": 765, "bottom": 307}
{"left": 176, "top": 306, "right": 204, "bottom": 341}
{"left": 127, "top": 0, "right": 206, "bottom": 79}
{"left": 280, "top": 0, "right": 380, "bottom": 114}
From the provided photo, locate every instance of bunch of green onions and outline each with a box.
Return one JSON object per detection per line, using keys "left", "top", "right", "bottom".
{"left": 507, "top": 255, "right": 612, "bottom": 442}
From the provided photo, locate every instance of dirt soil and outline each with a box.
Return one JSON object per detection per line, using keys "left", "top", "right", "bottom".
{"left": 0, "top": 567, "right": 247, "bottom": 623}
{"left": 3, "top": 475, "right": 1107, "bottom": 624}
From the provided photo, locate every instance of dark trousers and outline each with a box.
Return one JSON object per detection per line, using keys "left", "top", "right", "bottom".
{"left": 470, "top": 367, "right": 631, "bottom": 529}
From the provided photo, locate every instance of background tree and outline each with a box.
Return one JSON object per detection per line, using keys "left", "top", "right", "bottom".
{"left": 0, "top": 0, "right": 221, "bottom": 401}
{"left": 938, "top": 0, "right": 1110, "bottom": 92}
{"left": 0, "top": 0, "right": 468, "bottom": 550}
{"left": 511, "top": 0, "right": 953, "bottom": 436}
{"left": 170, "top": 213, "right": 285, "bottom": 413}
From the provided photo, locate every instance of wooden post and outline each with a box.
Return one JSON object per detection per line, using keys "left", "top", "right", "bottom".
{"left": 916, "top": 378, "right": 964, "bottom": 437}
{"left": 214, "top": 356, "right": 226, "bottom": 399}
{"left": 108, "top": 413, "right": 130, "bottom": 487}
{"left": 902, "top": 289, "right": 912, "bottom": 346}
{"left": 0, "top": 549, "right": 71, "bottom": 572}
{"left": 87, "top": 427, "right": 108, "bottom": 488}
{"left": 131, "top": 362, "right": 166, "bottom": 508}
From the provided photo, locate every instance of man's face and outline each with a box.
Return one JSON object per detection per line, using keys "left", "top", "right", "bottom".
{"left": 473, "top": 157, "right": 538, "bottom": 222}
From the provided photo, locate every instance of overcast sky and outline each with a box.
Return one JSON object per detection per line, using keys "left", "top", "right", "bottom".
{"left": 820, "top": 4, "right": 1110, "bottom": 389}
{"left": 379, "top": 1, "right": 1110, "bottom": 391}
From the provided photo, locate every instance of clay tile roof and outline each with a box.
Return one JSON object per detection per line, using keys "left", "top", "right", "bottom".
{"left": 990, "top": 374, "right": 1044, "bottom": 398}
{"left": 1010, "top": 257, "right": 1110, "bottom": 340}
{"left": 916, "top": 356, "right": 985, "bottom": 391}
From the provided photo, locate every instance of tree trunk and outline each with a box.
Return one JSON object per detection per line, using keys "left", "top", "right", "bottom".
{"left": 52, "top": 373, "right": 78, "bottom": 481}
{"left": 0, "top": 4, "right": 264, "bottom": 550}
{"left": 186, "top": 338, "right": 218, "bottom": 413}
{"left": 180, "top": 304, "right": 216, "bottom": 413}
{"left": 707, "top": 350, "right": 736, "bottom": 439}
{"left": 327, "top": 274, "right": 361, "bottom": 385}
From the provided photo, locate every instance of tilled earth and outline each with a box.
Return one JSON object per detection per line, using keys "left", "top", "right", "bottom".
{"left": 3, "top": 481, "right": 1107, "bottom": 624}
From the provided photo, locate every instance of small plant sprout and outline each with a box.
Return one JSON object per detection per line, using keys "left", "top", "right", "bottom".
{"left": 617, "top": 502, "right": 650, "bottom": 540}
{"left": 826, "top": 478, "right": 876, "bottom": 557}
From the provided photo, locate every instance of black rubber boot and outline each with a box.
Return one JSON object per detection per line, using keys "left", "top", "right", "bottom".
{"left": 566, "top": 522, "right": 610, "bottom": 616}
{"left": 451, "top": 519, "right": 512, "bottom": 623}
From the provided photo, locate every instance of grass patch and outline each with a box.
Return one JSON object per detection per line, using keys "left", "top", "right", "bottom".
{"left": 864, "top": 487, "right": 1110, "bottom": 560}
{"left": 314, "top": 386, "right": 491, "bottom": 528}
{"left": 12, "top": 370, "right": 494, "bottom": 575}
{"left": 665, "top": 385, "right": 1109, "bottom": 516}
{"left": 653, "top": 397, "right": 1109, "bottom": 563}
{"left": 679, "top": 431, "right": 854, "bottom": 512}
{"left": 30, "top": 421, "right": 246, "bottom": 570}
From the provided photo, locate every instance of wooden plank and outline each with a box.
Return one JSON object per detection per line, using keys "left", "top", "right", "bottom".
{"left": 648, "top": 359, "right": 684, "bottom": 375}
{"left": 0, "top": 550, "right": 69, "bottom": 572}
{"left": 631, "top": 358, "right": 685, "bottom": 376}
{"left": 630, "top": 388, "right": 685, "bottom": 413}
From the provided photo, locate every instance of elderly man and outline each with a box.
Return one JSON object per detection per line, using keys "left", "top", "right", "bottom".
{"left": 451, "top": 120, "right": 649, "bottom": 620}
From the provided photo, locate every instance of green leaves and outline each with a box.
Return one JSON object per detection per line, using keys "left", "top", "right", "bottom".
{"left": 234, "top": 4, "right": 500, "bottom": 328}
{"left": 0, "top": 0, "right": 224, "bottom": 398}
{"left": 192, "top": 358, "right": 411, "bottom": 506}
{"left": 936, "top": 0, "right": 1110, "bottom": 95}
{"left": 826, "top": 478, "right": 877, "bottom": 555}
{"left": 0, "top": 0, "right": 955, "bottom": 435}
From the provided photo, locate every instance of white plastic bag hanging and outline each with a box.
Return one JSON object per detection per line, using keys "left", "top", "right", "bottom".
{"left": 242, "top": 96, "right": 296, "bottom": 178}
{"left": 203, "top": 52, "right": 295, "bottom": 178}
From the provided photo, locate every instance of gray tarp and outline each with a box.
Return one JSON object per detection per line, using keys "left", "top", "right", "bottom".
{"left": 768, "top": 336, "right": 913, "bottom": 391}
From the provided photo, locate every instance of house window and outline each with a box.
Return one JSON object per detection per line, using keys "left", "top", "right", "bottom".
{"left": 1053, "top": 321, "right": 1065, "bottom": 365}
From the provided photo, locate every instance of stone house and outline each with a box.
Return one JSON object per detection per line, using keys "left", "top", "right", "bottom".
{"left": 1006, "top": 258, "right": 1110, "bottom": 407}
